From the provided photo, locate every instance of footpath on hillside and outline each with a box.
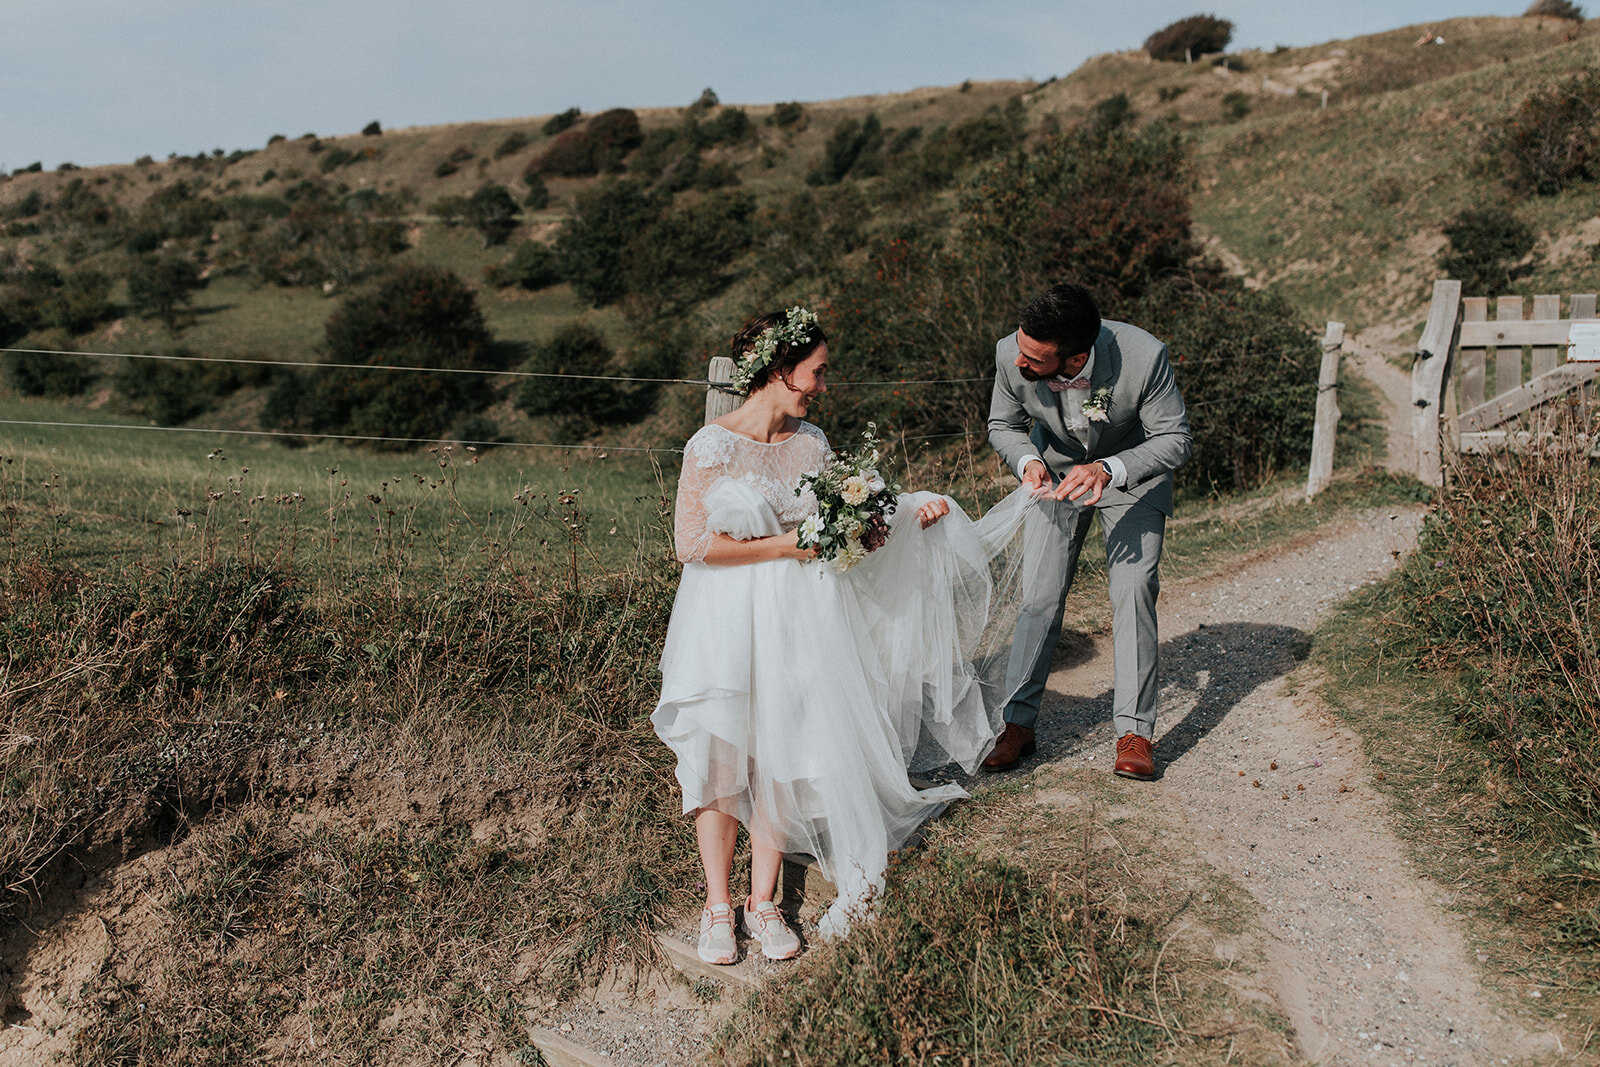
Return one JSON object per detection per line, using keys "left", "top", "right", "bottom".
{"left": 980, "top": 338, "right": 1562, "bottom": 1065}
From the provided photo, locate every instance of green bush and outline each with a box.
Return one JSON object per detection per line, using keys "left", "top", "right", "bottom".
{"left": 585, "top": 109, "right": 645, "bottom": 172}
{"left": 514, "top": 322, "right": 657, "bottom": 431}
{"left": 1437, "top": 204, "right": 1539, "bottom": 295}
{"left": 1490, "top": 67, "right": 1600, "bottom": 196}
{"left": 536, "top": 129, "right": 597, "bottom": 177}
{"left": 1144, "top": 14, "right": 1234, "bottom": 61}
{"left": 235, "top": 187, "right": 408, "bottom": 289}
{"left": 484, "top": 241, "right": 561, "bottom": 290}
{"left": 262, "top": 265, "right": 501, "bottom": 445}
{"left": 521, "top": 171, "right": 551, "bottom": 210}
{"left": 493, "top": 130, "right": 532, "bottom": 159}
{"left": 542, "top": 107, "right": 581, "bottom": 136}
{"left": 1133, "top": 279, "right": 1319, "bottom": 491}
{"left": 0, "top": 263, "right": 116, "bottom": 337}
{"left": 361, "top": 120, "right": 382, "bottom": 136}
{"left": 962, "top": 118, "right": 1198, "bottom": 305}
{"left": 1222, "top": 91, "right": 1253, "bottom": 121}
{"left": 1524, "top": 0, "right": 1585, "bottom": 17}
{"left": 807, "top": 114, "right": 885, "bottom": 185}
{"left": 463, "top": 184, "right": 520, "bottom": 247}
{"left": 2, "top": 347, "right": 96, "bottom": 397}
{"left": 769, "top": 101, "right": 806, "bottom": 129}
{"left": 113, "top": 348, "right": 274, "bottom": 424}
{"left": 128, "top": 254, "right": 205, "bottom": 329}
{"left": 555, "top": 179, "right": 664, "bottom": 306}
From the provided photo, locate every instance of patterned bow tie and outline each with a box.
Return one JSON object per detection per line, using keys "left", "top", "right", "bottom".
{"left": 1047, "top": 376, "right": 1091, "bottom": 392}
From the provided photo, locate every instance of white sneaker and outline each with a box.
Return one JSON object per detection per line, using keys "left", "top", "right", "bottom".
{"left": 743, "top": 900, "right": 801, "bottom": 960}
{"left": 697, "top": 903, "right": 737, "bottom": 965}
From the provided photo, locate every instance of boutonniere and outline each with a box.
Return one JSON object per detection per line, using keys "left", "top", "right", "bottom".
{"left": 1081, "top": 386, "right": 1113, "bottom": 423}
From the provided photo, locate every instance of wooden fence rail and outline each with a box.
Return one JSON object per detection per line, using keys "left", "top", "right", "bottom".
{"left": 1411, "top": 281, "right": 1600, "bottom": 485}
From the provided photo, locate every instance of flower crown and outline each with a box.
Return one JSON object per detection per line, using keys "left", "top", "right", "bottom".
{"left": 731, "top": 306, "right": 820, "bottom": 394}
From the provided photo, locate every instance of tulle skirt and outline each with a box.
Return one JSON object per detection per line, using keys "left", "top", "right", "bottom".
{"left": 652, "top": 488, "right": 1037, "bottom": 937}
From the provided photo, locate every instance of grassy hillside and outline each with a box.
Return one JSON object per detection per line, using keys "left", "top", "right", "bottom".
{"left": 3, "top": 14, "right": 1596, "bottom": 412}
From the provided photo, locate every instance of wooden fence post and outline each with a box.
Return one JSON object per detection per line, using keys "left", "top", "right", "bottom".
{"left": 1305, "top": 320, "right": 1345, "bottom": 500}
{"left": 1411, "top": 280, "right": 1463, "bottom": 487}
{"left": 705, "top": 356, "right": 740, "bottom": 425}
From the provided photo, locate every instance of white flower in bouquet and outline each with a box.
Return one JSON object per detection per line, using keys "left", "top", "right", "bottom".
{"left": 837, "top": 537, "right": 868, "bottom": 570}
{"left": 840, "top": 475, "right": 871, "bottom": 506}
{"left": 865, "top": 470, "right": 886, "bottom": 493}
{"left": 799, "top": 515, "right": 823, "bottom": 542}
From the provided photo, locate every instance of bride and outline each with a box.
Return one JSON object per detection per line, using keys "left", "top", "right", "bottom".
{"left": 653, "top": 307, "right": 1036, "bottom": 963}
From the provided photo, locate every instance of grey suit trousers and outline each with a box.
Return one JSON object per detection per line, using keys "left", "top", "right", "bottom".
{"left": 1002, "top": 497, "right": 1164, "bottom": 739}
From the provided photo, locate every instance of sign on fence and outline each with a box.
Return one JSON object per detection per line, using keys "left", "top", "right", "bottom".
{"left": 1568, "top": 320, "right": 1600, "bottom": 362}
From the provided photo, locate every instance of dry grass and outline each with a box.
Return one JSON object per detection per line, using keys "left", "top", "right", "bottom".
{"left": 1315, "top": 405, "right": 1600, "bottom": 1027}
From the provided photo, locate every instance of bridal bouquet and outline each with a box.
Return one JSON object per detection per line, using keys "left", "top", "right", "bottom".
{"left": 795, "top": 425, "right": 901, "bottom": 572}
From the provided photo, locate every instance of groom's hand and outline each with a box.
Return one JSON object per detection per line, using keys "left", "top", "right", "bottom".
{"left": 1020, "top": 460, "right": 1053, "bottom": 494}
{"left": 1054, "top": 462, "right": 1110, "bottom": 505}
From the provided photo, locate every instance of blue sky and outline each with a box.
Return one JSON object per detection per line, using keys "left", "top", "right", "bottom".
{"left": 2, "top": 0, "right": 1535, "bottom": 169}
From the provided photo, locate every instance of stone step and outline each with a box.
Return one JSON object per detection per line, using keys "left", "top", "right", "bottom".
{"left": 525, "top": 1026, "right": 611, "bottom": 1067}
{"left": 655, "top": 932, "right": 763, "bottom": 991}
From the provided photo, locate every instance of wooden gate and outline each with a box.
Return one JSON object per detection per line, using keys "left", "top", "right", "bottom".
{"left": 1411, "top": 280, "right": 1600, "bottom": 485}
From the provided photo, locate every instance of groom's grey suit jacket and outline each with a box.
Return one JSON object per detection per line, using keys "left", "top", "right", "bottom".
{"left": 986, "top": 320, "right": 1192, "bottom": 515}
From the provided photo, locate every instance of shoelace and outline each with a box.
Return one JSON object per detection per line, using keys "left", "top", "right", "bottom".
{"left": 750, "top": 904, "right": 785, "bottom": 933}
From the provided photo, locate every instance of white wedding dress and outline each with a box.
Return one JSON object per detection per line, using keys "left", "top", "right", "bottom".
{"left": 652, "top": 421, "right": 1039, "bottom": 938}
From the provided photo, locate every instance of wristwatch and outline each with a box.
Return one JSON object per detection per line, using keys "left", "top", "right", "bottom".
{"left": 1097, "top": 460, "right": 1113, "bottom": 479}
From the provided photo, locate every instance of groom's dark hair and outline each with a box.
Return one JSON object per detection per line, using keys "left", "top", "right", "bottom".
{"left": 1018, "top": 283, "right": 1100, "bottom": 357}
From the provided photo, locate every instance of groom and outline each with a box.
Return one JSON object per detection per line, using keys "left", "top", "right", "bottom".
{"left": 983, "top": 283, "right": 1192, "bottom": 780}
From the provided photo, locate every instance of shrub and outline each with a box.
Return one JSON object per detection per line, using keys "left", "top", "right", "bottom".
{"left": 494, "top": 130, "right": 532, "bottom": 159}
{"left": 1491, "top": 67, "right": 1600, "bottom": 195}
{"left": 113, "top": 348, "right": 273, "bottom": 424}
{"left": 463, "top": 184, "right": 520, "bottom": 247}
{"left": 1525, "top": 0, "right": 1585, "bottom": 17}
{"left": 515, "top": 323, "right": 656, "bottom": 430}
{"left": 1222, "top": 91, "right": 1253, "bottom": 121}
{"left": 554, "top": 179, "right": 664, "bottom": 306}
{"left": 1133, "top": 279, "right": 1319, "bottom": 491}
{"left": 520, "top": 171, "right": 551, "bottom": 211}
{"left": 485, "top": 241, "right": 561, "bottom": 290}
{"left": 807, "top": 114, "right": 885, "bottom": 185}
{"left": 1089, "top": 93, "right": 1137, "bottom": 133}
{"left": 318, "top": 146, "right": 358, "bottom": 173}
{"left": 262, "top": 265, "right": 501, "bottom": 445}
{"left": 542, "top": 107, "right": 581, "bottom": 136}
{"left": 626, "top": 190, "right": 755, "bottom": 312}
{"left": 585, "top": 109, "right": 644, "bottom": 172}
{"left": 1437, "top": 204, "right": 1539, "bottom": 295}
{"left": 699, "top": 107, "right": 753, "bottom": 145}
{"left": 769, "top": 101, "right": 806, "bottom": 129}
{"left": 128, "top": 254, "right": 205, "bottom": 329}
{"left": 536, "top": 129, "right": 597, "bottom": 177}
{"left": 1144, "top": 14, "right": 1234, "bottom": 61}
{"left": 362, "top": 120, "right": 382, "bottom": 136}
{"left": 962, "top": 118, "right": 1198, "bottom": 305}
{"left": 2, "top": 347, "right": 96, "bottom": 397}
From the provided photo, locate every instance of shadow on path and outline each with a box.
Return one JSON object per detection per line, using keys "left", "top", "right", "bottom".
{"left": 966, "top": 621, "right": 1311, "bottom": 782}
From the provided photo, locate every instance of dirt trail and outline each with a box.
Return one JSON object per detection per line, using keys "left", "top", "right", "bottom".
{"left": 993, "top": 349, "right": 1566, "bottom": 1064}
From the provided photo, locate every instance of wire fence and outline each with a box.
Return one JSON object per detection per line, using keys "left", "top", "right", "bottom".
{"left": 0, "top": 344, "right": 1339, "bottom": 456}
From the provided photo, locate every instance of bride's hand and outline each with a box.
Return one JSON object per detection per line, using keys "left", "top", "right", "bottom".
{"left": 916, "top": 498, "right": 950, "bottom": 529}
{"left": 778, "top": 529, "right": 819, "bottom": 561}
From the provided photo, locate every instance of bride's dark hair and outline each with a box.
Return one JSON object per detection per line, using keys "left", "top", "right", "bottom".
{"left": 731, "top": 310, "right": 827, "bottom": 393}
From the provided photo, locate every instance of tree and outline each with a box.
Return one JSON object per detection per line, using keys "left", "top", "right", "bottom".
{"left": 128, "top": 254, "right": 204, "bottom": 329}
{"left": 464, "top": 184, "right": 520, "bottom": 247}
{"left": 1144, "top": 14, "right": 1234, "bottom": 61}
{"left": 485, "top": 241, "right": 561, "bottom": 290}
{"left": 262, "top": 265, "right": 501, "bottom": 445}
{"left": 1491, "top": 67, "right": 1600, "bottom": 195}
{"left": 1524, "top": 0, "right": 1585, "bottom": 18}
{"left": 807, "top": 114, "right": 885, "bottom": 185}
{"left": 625, "top": 191, "right": 755, "bottom": 313}
{"left": 555, "top": 179, "right": 664, "bottom": 306}
{"left": 515, "top": 323, "right": 658, "bottom": 433}
{"left": 542, "top": 107, "right": 581, "bottom": 136}
{"left": 362, "top": 120, "right": 382, "bottom": 136}
{"left": 962, "top": 118, "right": 1198, "bottom": 305}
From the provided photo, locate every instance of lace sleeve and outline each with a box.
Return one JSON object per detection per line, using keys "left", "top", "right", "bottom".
{"left": 674, "top": 428, "right": 728, "bottom": 563}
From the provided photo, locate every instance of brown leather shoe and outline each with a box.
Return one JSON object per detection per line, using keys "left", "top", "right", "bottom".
{"left": 1113, "top": 733, "right": 1156, "bottom": 780}
{"left": 982, "top": 723, "right": 1036, "bottom": 772}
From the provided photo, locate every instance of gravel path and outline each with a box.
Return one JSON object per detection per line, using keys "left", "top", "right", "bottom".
{"left": 1000, "top": 505, "right": 1563, "bottom": 1064}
